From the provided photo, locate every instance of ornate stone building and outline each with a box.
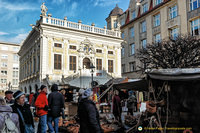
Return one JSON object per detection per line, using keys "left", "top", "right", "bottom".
{"left": 107, "top": 0, "right": 200, "bottom": 78}
{"left": 18, "top": 3, "right": 122, "bottom": 93}
{"left": 0, "top": 42, "right": 20, "bottom": 92}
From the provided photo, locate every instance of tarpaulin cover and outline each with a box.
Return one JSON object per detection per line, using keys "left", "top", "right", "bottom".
{"left": 146, "top": 68, "right": 200, "bottom": 81}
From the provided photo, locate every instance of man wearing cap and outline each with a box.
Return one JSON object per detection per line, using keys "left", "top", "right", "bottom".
{"left": 11, "top": 90, "right": 34, "bottom": 133}
{"left": 78, "top": 88, "right": 103, "bottom": 133}
{"left": 35, "top": 85, "right": 48, "bottom": 133}
{"left": 4, "top": 90, "right": 14, "bottom": 105}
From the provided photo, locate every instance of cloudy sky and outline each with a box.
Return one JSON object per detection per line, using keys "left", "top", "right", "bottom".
{"left": 0, "top": 0, "right": 129, "bottom": 44}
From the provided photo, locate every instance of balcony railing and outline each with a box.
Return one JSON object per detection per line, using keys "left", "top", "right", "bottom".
{"left": 42, "top": 16, "right": 121, "bottom": 38}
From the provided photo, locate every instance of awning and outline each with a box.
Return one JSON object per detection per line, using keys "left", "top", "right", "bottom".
{"left": 113, "top": 79, "right": 148, "bottom": 91}
{"left": 146, "top": 68, "right": 200, "bottom": 81}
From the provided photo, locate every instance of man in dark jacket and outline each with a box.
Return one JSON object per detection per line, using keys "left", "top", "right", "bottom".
{"left": 47, "top": 84, "right": 65, "bottom": 133}
{"left": 78, "top": 88, "right": 103, "bottom": 133}
{"left": 4, "top": 90, "right": 14, "bottom": 105}
{"left": 11, "top": 90, "right": 34, "bottom": 133}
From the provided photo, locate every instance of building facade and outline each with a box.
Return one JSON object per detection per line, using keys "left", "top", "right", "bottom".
{"left": 107, "top": 0, "right": 199, "bottom": 78}
{"left": 18, "top": 3, "right": 122, "bottom": 93}
{"left": 0, "top": 42, "right": 20, "bottom": 92}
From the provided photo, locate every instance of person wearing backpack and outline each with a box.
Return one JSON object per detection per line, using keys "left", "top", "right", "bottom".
{"left": 0, "top": 96, "right": 20, "bottom": 133}
{"left": 11, "top": 90, "right": 34, "bottom": 133}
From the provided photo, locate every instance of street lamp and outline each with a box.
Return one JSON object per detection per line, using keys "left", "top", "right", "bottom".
{"left": 90, "top": 64, "right": 95, "bottom": 88}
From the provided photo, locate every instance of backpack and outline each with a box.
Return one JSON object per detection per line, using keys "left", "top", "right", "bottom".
{"left": 0, "top": 113, "right": 19, "bottom": 133}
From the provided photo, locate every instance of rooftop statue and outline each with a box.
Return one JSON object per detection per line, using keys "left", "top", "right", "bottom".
{"left": 41, "top": 2, "right": 48, "bottom": 16}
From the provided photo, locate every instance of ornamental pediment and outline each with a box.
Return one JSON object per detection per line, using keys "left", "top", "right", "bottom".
{"left": 78, "top": 38, "right": 95, "bottom": 55}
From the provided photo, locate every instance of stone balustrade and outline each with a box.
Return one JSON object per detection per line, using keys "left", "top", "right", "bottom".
{"left": 42, "top": 16, "right": 121, "bottom": 38}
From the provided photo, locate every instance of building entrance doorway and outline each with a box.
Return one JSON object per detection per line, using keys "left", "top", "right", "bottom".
{"left": 83, "top": 58, "right": 91, "bottom": 69}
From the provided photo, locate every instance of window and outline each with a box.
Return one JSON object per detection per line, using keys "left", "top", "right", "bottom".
{"left": 141, "top": 39, "right": 147, "bottom": 49}
{"left": 1, "top": 62, "right": 7, "bottom": 67}
{"left": 122, "top": 64, "right": 125, "bottom": 73}
{"left": 191, "top": 18, "right": 200, "bottom": 36}
{"left": 107, "top": 22, "right": 111, "bottom": 29}
{"left": 108, "top": 60, "right": 113, "bottom": 73}
{"left": 169, "top": 5, "right": 178, "bottom": 19}
{"left": 108, "top": 51, "right": 113, "bottom": 54}
{"left": 1, "top": 71, "right": 7, "bottom": 75}
{"left": 170, "top": 28, "right": 179, "bottom": 39}
{"left": 1, "top": 46, "right": 8, "bottom": 50}
{"left": 130, "top": 44, "right": 135, "bottom": 55}
{"left": 155, "top": 0, "right": 163, "bottom": 5}
{"left": 96, "top": 49, "right": 102, "bottom": 53}
{"left": 1, "top": 54, "right": 8, "bottom": 59}
{"left": 141, "top": 21, "right": 146, "bottom": 32}
{"left": 143, "top": 3, "right": 148, "bottom": 13}
{"left": 13, "top": 71, "right": 18, "bottom": 77}
{"left": 114, "top": 20, "right": 117, "bottom": 28}
{"left": 154, "top": 14, "right": 160, "bottom": 27}
{"left": 12, "top": 79, "right": 18, "bottom": 85}
{"left": 54, "top": 54, "right": 62, "bottom": 70}
{"left": 121, "top": 47, "right": 125, "bottom": 57}
{"left": 13, "top": 47, "right": 19, "bottom": 52}
{"left": 190, "top": 0, "right": 200, "bottom": 11}
{"left": 1, "top": 79, "right": 7, "bottom": 83}
{"left": 13, "top": 55, "right": 19, "bottom": 61}
{"left": 155, "top": 34, "right": 161, "bottom": 43}
{"left": 13, "top": 64, "right": 19, "bottom": 70}
{"left": 132, "top": 10, "right": 136, "bottom": 19}
{"left": 129, "top": 62, "right": 136, "bottom": 72}
{"left": 121, "top": 32, "right": 124, "bottom": 39}
{"left": 130, "top": 27, "right": 134, "bottom": 38}
{"left": 54, "top": 43, "right": 62, "bottom": 48}
{"left": 70, "top": 56, "right": 76, "bottom": 71}
{"left": 120, "top": 18, "right": 125, "bottom": 26}
{"left": 96, "top": 59, "right": 102, "bottom": 70}
{"left": 69, "top": 45, "right": 76, "bottom": 50}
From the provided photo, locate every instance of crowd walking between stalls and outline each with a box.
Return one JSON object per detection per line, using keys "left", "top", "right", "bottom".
{"left": 0, "top": 84, "right": 141, "bottom": 133}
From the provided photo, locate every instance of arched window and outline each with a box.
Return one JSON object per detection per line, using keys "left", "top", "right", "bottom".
{"left": 83, "top": 58, "right": 91, "bottom": 69}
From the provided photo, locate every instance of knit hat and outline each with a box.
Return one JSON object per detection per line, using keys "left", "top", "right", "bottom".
{"left": 40, "top": 85, "right": 47, "bottom": 91}
{"left": 79, "top": 89, "right": 84, "bottom": 95}
{"left": 5, "top": 90, "right": 13, "bottom": 95}
{"left": 13, "top": 90, "right": 25, "bottom": 100}
{"left": 82, "top": 88, "right": 93, "bottom": 99}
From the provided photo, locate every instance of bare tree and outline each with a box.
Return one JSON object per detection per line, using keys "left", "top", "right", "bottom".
{"left": 137, "top": 35, "right": 200, "bottom": 69}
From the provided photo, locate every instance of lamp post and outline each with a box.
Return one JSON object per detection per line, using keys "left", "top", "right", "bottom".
{"left": 90, "top": 64, "right": 95, "bottom": 88}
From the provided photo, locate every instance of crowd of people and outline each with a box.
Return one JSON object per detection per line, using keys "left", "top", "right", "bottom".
{"left": 0, "top": 84, "right": 65, "bottom": 133}
{"left": 0, "top": 85, "right": 138, "bottom": 133}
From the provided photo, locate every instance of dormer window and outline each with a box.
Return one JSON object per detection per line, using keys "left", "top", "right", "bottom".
{"left": 155, "top": 0, "right": 163, "bottom": 6}
{"left": 143, "top": 3, "right": 148, "bottom": 13}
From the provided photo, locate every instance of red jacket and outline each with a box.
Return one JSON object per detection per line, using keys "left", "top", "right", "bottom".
{"left": 29, "top": 93, "right": 34, "bottom": 105}
{"left": 35, "top": 91, "right": 48, "bottom": 116}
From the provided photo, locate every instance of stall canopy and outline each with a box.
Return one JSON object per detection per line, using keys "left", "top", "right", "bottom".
{"left": 113, "top": 79, "right": 148, "bottom": 91}
{"left": 146, "top": 68, "right": 200, "bottom": 81}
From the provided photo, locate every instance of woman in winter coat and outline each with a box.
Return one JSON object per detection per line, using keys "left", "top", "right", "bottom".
{"left": 11, "top": 90, "right": 34, "bottom": 133}
{"left": 0, "top": 96, "right": 20, "bottom": 133}
{"left": 112, "top": 90, "right": 122, "bottom": 123}
{"left": 78, "top": 88, "right": 103, "bottom": 133}
{"left": 47, "top": 84, "right": 65, "bottom": 133}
